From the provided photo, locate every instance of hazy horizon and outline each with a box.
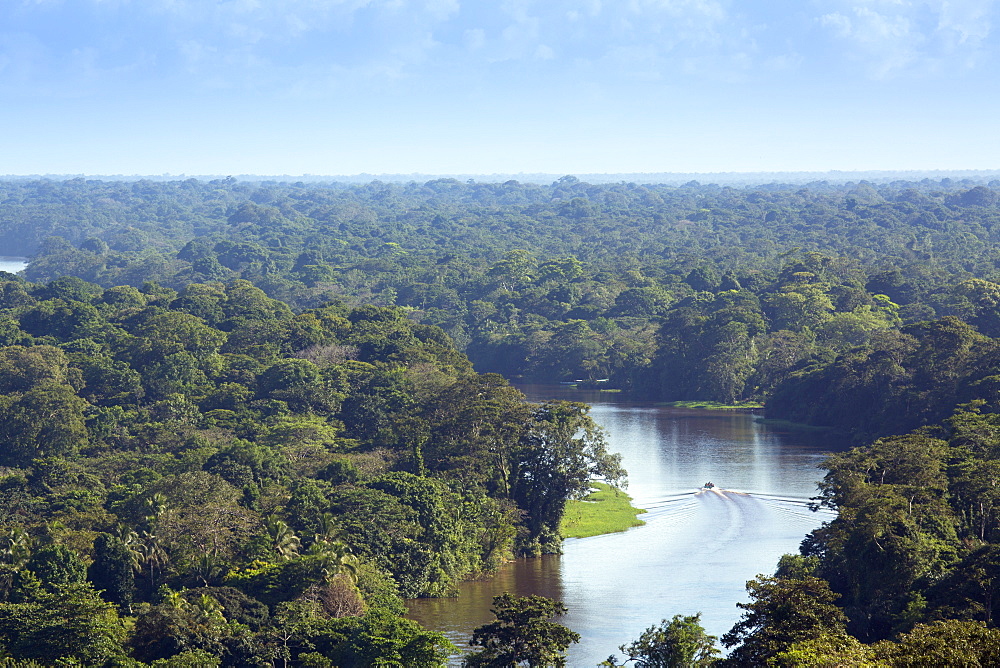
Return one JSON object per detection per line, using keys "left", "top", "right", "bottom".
{"left": 3, "top": 169, "right": 1000, "bottom": 188}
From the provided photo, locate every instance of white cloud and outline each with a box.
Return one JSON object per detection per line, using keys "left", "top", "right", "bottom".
{"left": 226, "top": 22, "right": 266, "bottom": 44}
{"left": 389, "top": 30, "right": 440, "bottom": 68}
{"left": 937, "top": 0, "right": 994, "bottom": 53}
{"left": 628, "top": 0, "right": 728, "bottom": 24}
{"left": 497, "top": 7, "right": 542, "bottom": 61}
{"left": 819, "top": 0, "right": 999, "bottom": 77}
{"left": 820, "top": 12, "right": 853, "bottom": 37}
{"left": 178, "top": 39, "right": 215, "bottom": 69}
{"left": 501, "top": 0, "right": 534, "bottom": 24}
{"left": 68, "top": 46, "right": 102, "bottom": 81}
{"left": 567, "top": 0, "right": 602, "bottom": 20}
{"left": 78, "top": 0, "right": 462, "bottom": 94}
{"left": 222, "top": 0, "right": 263, "bottom": 14}
{"left": 284, "top": 14, "right": 311, "bottom": 36}
{"left": 761, "top": 52, "right": 803, "bottom": 72}
{"left": 424, "top": 0, "right": 460, "bottom": 21}
{"left": 463, "top": 28, "right": 486, "bottom": 50}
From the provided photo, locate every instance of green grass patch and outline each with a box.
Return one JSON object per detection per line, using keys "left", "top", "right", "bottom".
{"left": 661, "top": 400, "right": 764, "bottom": 410}
{"left": 560, "top": 482, "right": 647, "bottom": 539}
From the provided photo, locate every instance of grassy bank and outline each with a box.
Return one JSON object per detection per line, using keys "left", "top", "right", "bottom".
{"left": 661, "top": 400, "right": 764, "bottom": 410}
{"left": 560, "top": 482, "right": 647, "bottom": 539}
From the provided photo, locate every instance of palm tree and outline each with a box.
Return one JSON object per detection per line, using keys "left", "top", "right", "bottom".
{"left": 307, "top": 539, "right": 359, "bottom": 583}
{"left": 312, "top": 512, "right": 340, "bottom": 546}
{"left": 0, "top": 527, "right": 32, "bottom": 568}
{"left": 139, "top": 529, "right": 170, "bottom": 591}
{"left": 265, "top": 516, "right": 301, "bottom": 561}
{"left": 195, "top": 592, "right": 225, "bottom": 622}
{"left": 112, "top": 524, "right": 143, "bottom": 573}
{"left": 144, "top": 493, "right": 168, "bottom": 524}
{"left": 191, "top": 551, "right": 225, "bottom": 587}
{"left": 163, "top": 587, "right": 188, "bottom": 609}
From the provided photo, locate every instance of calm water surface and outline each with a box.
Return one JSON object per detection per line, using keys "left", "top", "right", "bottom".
{"left": 408, "top": 386, "right": 837, "bottom": 665}
{"left": 0, "top": 257, "right": 28, "bottom": 274}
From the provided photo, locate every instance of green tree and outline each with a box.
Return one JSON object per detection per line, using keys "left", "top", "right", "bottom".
{"left": 88, "top": 533, "right": 136, "bottom": 612}
{"left": 605, "top": 613, "right": 720, "bottom": 667}
{"left": 721, "top": 575, "right": 848, "bottom": 667}
{"left": 0, "top": 581, "right": 127, "bottom": 664}
{"left": 873, "top": 619, "right": 1000, "bottom": 666}
{"left": 258, "top": 358, "right": 342, "bottom": 414}
{"left": 125, "top": 310, "right": 227, "bottom": 370}
{"left": 0, "top": 344, "right": 71, "bottom": 393}
{"left": 311, "top": 608, "right": 454, "bottom": 668}
{"left": 130, "top": 591, "right": 236, "bottom": 663}
{"left": 225, "top": 554, "right": 332, "bottom": 607}
{"left": 464, "top": 593, "right": 580, "bottom": 668}
{"left": 25, "top": 544, "right": 86, "bottom": 589}
{"left": 487, "top": 250, "right": 535, "bottom": 291}
{"left": 147, "top": 471, "right": 258, "bottom": 565}
{"left": 773, "top": 632, "right": 877, "bottom": 667}
{"left": 0, "top": 527, "right": 33, "bottom": 569}
{"left": 266, "top": 515, "right": 302, "bottom": 561}
{"left": 0, "top": 381, "right": 89, "bottom": 466}
{"left": 808, "top": 432, "right": 960, "bottom": 639}
{"left": 510, "top": 401, "right": 625, "bottom": 553}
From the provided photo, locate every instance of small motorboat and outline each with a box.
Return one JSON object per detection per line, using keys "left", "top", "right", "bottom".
{"left": 703, "top": 481, "right": 715, "bottom": 489}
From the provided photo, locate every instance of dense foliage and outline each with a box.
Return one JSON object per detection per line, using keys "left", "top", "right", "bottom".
{"left": 10, "top": 175, "right": 1000, "bottom": 664}
{"left": 603, "top": 613, "right": 720, "bottom": 667}
{"left": 700, "top": 401, "right": 1000, "bottom": 665}
{"left": 4, "top": 176, "right": 1000, "bottom": 424}
{"left": 0, "top": 272, "right": 622, "bottom": 665}
{"left": 464, "top": 593, "right": 580, "bottom": 667}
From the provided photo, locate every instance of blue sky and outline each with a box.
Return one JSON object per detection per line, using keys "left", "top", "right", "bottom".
{"left": 1, "top": 0, "right": 999, "bottom": 176}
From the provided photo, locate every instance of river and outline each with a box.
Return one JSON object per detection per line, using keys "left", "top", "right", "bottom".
{"left": 0, "top": 257, "right": 28, "bottom": 274}
{"left": 407, "top": 385, "right": 836, "bottom": 665}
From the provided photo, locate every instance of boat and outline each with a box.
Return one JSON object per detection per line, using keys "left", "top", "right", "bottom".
{"left": 704, "top": 482, "right": 715, "bottom": 489}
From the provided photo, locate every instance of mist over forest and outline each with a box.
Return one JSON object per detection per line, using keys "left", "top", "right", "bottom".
{"left": 7, "top": 170, "right": 1000, "bottom": 186}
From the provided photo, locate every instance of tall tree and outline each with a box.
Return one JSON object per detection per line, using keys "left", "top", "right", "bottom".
{"left": 510, "top": 401, "right": 625, "bottom": 554}
{"left": 464, "top": 593, "right": 580, "bottom": 668}
{"left": 721, "top": 575, "right": 848, "bottom": 667}
{"left": 605, "top": 613, "right": 720, "bottom": 667}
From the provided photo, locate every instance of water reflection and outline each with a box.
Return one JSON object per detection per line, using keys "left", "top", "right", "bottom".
{"left": 0, "top": 257, "right": 27, "bottom": 274}
{"left": 405, "top": 556, "right": 565, "bottom": 642}
{"left": 408, "top": 387, "right": 835, "bottom": 665}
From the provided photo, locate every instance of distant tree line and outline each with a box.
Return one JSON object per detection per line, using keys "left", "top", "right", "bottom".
{"left": 3, "top": 178, "right": 999, "bottom": 405}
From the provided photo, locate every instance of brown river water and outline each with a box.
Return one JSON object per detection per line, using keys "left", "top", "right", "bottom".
{"left": 407, "top": 385, "right": 837, "bottom": 665}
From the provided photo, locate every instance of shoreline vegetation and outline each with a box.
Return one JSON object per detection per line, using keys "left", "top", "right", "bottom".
{"left": 661, "top": 400, "right": 765, "bottom": 411}
{"left": 560, "top": 482, "right": 647, "bottom": 539}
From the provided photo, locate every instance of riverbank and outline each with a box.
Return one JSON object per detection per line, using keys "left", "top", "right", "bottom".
{"left": 661, "top": 400, "right": 764, "bottom": 410}
{"left": 408, "top": 394, "right": 832, "bottom": 664}
{"left": 560, "top": 482, "right": 646, "bottom": 538}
